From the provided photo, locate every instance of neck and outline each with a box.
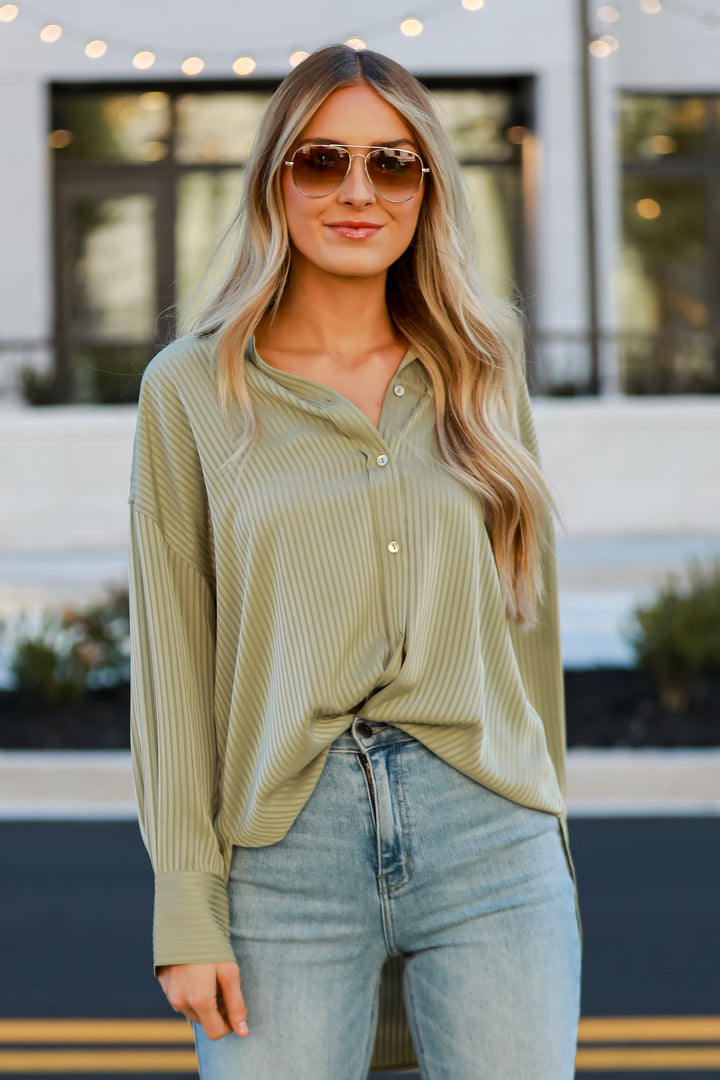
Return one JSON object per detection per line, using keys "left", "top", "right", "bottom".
{"left": 260, "top": 262, "right": 399, "bottom": 355}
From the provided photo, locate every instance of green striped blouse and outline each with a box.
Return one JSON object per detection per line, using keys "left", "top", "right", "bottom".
{"left": 128, "top": 330, "right": 580, "bottom": 970}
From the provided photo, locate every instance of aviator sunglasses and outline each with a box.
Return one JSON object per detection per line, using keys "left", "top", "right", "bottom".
{"left": 284, "top": 144, "right": 429, "bottom": 203}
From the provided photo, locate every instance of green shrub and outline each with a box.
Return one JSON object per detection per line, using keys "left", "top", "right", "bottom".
{"left": 2, "top": 588, "right": 130, "bottom": 706}
{"left": 10, "top": 625, "right": 90, "bottom": 706}
{"left": 626, "top": 561, "right": 720, "bottom": 710}
{"left": 20, "top": 365, "right": 62, "bottom": 406}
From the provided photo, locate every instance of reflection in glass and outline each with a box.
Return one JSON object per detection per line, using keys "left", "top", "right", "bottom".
{"left": 176, "top": 170, "right": 245, "bottom": 320}
{"left": 52, "top": 91, "right": 171, "bottom": 161}
{"left": 71, "top": 344, "right": 151, "bottom": 404}
{"left": 175, "top": 93, "right": 272, "bottom": 163}
{"left": 617, "top": 175, "right": 717, "bottom": 391}
{"left": 619, "top": 94, "right": 707, "bottom": 160}
{"left": 68, "top": 194, "right": 156, "bottom": 401}
{"left": 428, "top": 89, "right": 515, "bottom": 160}
{"left": 461, "top": 166, "right": 519, "bottom": 300}
{"left": 70, "top": 195, "right": 156, "bottom": 340}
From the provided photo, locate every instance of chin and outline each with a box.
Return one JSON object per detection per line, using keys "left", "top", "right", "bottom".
{"left": 318, "top": 248, "right": 400, "bottom": 279}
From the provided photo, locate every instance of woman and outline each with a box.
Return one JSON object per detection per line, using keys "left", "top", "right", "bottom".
{"left": 128, "top": 43, "right": 582, "bottom": 1079}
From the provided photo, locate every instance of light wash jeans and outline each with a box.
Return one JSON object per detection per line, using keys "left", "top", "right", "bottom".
{"left": 194, "top": 717, "right": 582, "bottom": 1079}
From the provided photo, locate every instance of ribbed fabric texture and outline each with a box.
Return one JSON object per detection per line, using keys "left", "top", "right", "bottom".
{"left": 128, "top": 330, "right": 580, "bottom": 969}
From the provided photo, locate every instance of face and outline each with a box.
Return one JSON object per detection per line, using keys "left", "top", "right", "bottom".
{"left": 281, "top": 83, "right": 425, "bottom": 283}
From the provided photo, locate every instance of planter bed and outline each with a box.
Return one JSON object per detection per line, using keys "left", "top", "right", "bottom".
{"left": 0, "top": 669, "right": 718, "bottom": 750}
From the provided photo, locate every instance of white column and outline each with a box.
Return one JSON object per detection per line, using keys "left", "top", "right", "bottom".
{"left": 534, "top": 64, "right": 590, "bottom": 391}
{"left": 0, "top": 76, "right": 53, "bottom": 397}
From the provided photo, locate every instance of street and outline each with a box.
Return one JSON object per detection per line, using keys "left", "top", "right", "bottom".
{"left": 1, "top": 818, "right": 718, "bottom": 1079}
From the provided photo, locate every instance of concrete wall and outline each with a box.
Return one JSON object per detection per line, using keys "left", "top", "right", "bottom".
{"left": 1, "top": 398, "right": 718, "bottom": 553}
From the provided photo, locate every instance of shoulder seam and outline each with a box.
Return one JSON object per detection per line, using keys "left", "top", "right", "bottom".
{"left": 129, "top": 502, "right": 215, "bottom": 591}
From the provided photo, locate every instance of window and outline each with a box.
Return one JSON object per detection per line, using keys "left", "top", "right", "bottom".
{"left": 617, "top": 93, "right": 720, "bottom": 393}
{"left": 51, "top": 80, "right": 531, "bottom": 403}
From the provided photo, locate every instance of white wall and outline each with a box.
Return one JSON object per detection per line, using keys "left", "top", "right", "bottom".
{"left": 1, "top": 400, "right": 718, "bottom": 553}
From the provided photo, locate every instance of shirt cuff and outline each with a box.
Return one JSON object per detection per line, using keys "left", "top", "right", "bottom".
{"left": 152, "top": 870, "right": 236, "bottom": 972}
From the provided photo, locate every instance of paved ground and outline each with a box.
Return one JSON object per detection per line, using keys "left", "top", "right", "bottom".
{"left": 1, "top": 818, "right": 718, "bottom": 1079}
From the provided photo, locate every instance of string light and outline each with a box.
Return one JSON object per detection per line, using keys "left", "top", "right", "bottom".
{"left": 233, "top": 56, "right": 256, "bottom": 76}
{"left": 0, "top": 0, "right": 716, "bottom": 76}
{"left": 84, "top": 40, "right": 107, "bottom": 59}
{"left": 400, "top": 17, "right": 424, "bottom": 36}
{"left": 645, "top": 134, "right": 677, "bottom": 154}
{"left": 589, "top": 37, "right": 612, "bottom": 57}
{"left": 506, "top": 125, "right": 528, "bottom": 144}
{"left": 597, "top": 5, "right": 619, "bottom": 22}
{"left": 636, "top": 198, "right": 661, "bottom": 220}
{"left": 40, "top": 24, "right": 62, "bottom": 42}
{"left": 132, "top": 50, "right": 155, "bottom": 70}
{"left": 48, "top": 129, "right": 72, "bottom": 149}
{"left": 181, "top": 56, "right": 204, "bottom": 76}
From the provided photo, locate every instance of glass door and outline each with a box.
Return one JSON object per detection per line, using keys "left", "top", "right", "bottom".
{"left": 54, "top": 174, "right": 173, "bottom": 402}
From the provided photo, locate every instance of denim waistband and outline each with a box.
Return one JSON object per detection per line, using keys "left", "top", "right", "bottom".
{"left": 328, "top": 716, "right": 416, "bottom": 753}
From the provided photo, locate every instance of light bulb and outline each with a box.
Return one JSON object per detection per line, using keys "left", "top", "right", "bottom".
{"left": 233, "top": 56, "right": 256, "bottom": 76}
{"left": 400, "top": 18, "right": 423, "bottom": 36}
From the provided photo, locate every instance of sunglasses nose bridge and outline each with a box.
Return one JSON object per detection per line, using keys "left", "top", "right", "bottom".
{"left": 338, "top": 151, "right": 377, "bottom": 199}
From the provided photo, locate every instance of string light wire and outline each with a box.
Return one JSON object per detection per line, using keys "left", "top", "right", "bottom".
{"left": 0, "top": 0, "right": 486, "bottom": 73}
{"left": 1, "top": 1, "right": 718, "bottom": 74}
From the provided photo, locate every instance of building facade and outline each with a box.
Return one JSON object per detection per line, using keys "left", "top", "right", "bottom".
{"left": 1, "top": 0, "right": 719, "bottom": 549}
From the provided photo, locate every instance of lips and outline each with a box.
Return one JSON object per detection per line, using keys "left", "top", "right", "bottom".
{"left": 325, "top": 221, "right": 383, "bottom": 240}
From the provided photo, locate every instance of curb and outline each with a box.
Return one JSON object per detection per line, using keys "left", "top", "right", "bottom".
{"left": 1, "top": 748, "right": 720, "bottom": 820}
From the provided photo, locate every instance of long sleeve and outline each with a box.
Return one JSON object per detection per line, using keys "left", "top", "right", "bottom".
{"left": 128, "top": 352, "right": 235, "bottom": 970}
{"left": 507, "top": 374, "right": 567, "bottom": 797}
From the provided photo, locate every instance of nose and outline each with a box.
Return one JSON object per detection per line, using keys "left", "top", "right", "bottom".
{"left": 337, "top": 153, "right": 376, "bottom": 206}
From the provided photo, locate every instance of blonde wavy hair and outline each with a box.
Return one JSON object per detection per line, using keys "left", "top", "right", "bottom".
{"left": 178, "top": 43, "right": 556, "bottom": 625}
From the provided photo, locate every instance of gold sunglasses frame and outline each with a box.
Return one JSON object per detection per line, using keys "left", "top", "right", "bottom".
{"left": 284, "top": 144, "right": 430, "bottom": 203}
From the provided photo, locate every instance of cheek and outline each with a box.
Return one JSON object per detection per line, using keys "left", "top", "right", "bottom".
{"left": 397, "top": 198, "right": 423, "bottom": 246}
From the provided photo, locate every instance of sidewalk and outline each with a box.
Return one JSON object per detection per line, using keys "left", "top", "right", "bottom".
{"left": 2, "top": 748, "right": 720, "bottom": 819}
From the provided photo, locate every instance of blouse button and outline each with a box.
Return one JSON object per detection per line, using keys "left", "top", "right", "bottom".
{"left": 376, "top": 454, "right": 388, "bottom": 467}
{"left": 393, "top": 385, "right": 405, "bottom": 396}
{"left": 387, "top": 540, "right": 400, "bottom": 554}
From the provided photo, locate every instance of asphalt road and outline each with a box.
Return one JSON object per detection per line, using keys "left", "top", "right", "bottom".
{"left": 1, "top": 818, "right": 718, "bottom": 1080}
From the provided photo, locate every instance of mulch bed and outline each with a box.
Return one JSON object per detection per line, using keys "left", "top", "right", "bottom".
{"left": 0, "top": 670, "right": 718, "bottom": 750}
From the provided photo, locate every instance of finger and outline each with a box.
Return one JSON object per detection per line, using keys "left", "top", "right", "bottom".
{"left": 194, "top": 994, "right": 233, "bottom": 1041}
{"left": 216, "top": 963, "right": 249, "bottom": 1036}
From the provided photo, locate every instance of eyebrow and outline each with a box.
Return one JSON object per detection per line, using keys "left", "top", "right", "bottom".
{"left": 299, "top": 137, "right": 418, "bottom": 150}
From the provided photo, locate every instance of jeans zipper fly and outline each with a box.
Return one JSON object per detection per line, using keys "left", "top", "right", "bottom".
{"left": 360, "top": 753, "right": 377, "bottom": 824}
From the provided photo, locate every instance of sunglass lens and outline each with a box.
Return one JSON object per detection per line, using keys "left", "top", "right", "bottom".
{"left": 367, "top": 149, "right": 423, "bottom": 200}
{"left": 292, "top": 146, "right": 349, "bottom": 196}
